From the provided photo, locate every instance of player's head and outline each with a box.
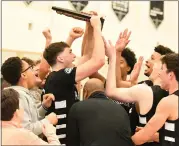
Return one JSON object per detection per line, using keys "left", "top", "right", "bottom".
{"left": 1, "top": 57, "right": 36, "bottom": 89}
{"left": 43, "top": 42, "right": 76, "bottom": 68}
{"left": 120, "top": 48, "right": 137, "bottom": 76}
{"left": 145, "top": 45, "right": 174, "bottom": 77}
{"left": 159, "top": 53, "right": 179, "bottom": 91}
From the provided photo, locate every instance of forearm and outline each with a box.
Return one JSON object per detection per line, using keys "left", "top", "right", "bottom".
{"left": 92, "top": 27, "right": 104, "bottom": 60}
{"left": 106, "top": 54, "right": 116, "bottom": 95}
{"left": 66, "top": 36, "right": 75, "bottom": 47}
{"left": 38, "top": 105, "right": 48, "bottom": 119}
{"left": 45, "top": 39, "right": 52, "bottom": 49}
{"left": 81, "top": 24, "right": 94, "bottom": 57}
{"left": 23, "top": 118, "right": 49, "bottom": 136}
{"left": 39, "top": 58, "right": 50, "bottom": 80}
{"left": 116, "top": 51, "right": 123, "bottom": 87}
{"left": 89, "top": 72, "right": 106, "bottom": 84}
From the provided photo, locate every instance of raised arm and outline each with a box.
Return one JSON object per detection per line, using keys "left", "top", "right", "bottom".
{"left": 104, "top": 38, "right": 145, "bottom": 103}
{"left": 39, "top": 29, "right": 52, "bottom": 80}
{"left": 76, "top": 11, "right": 97, "bottom": 66}
{"left": 115, "top": 29, "right": 132, "bottom": 87}
{"left": 66, "top": 27, "right": 84, "bottom": 47}
{"left": 75, "top": 16, "right": 105, "bottom": 82}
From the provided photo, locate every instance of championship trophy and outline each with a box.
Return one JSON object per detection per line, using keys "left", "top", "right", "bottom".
{"left": 52, "top": 6, "right": 105, "bottom": 30}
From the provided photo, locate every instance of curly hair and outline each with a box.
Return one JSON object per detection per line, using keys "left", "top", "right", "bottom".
{"left": 121, "top": 48, "right": 137, "bottom": 74}
{"left": 1, "top": 57, "right": 23, "bottom": 85}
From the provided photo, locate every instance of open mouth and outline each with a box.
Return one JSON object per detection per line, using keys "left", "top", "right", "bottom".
{"left": 144, "top": 63, "right": 150, "bottom": 72}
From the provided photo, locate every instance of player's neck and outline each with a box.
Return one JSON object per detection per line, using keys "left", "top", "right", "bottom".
{"left": 169, "top": 80, "right": 178, "bottom": 94}
{"left": 122, "top": 74, "right": 127, "bottom": 81}
{"left": 153, "top": 78, "right": 161, "bottom": 86}
{"left": 52, "top": 63, "right": 66, "bottom": 72}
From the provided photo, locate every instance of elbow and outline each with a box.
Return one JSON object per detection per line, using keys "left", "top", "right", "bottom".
{"left": 96, "top": 58, "right": 105, "bottom": 68}
{"left": 105, "top": 88, "right": 114, "bottom": 98}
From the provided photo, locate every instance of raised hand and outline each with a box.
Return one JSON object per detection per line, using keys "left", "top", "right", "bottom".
{"left": 130, "top": 56, "right": 144, "bottom": 84}
{"left": 90, "top": 15, "right": 101, "bottom": 29}
{"left": 42, "top": 93, "right": 55, "bottom": 108}
{"left": 102, "top": 36, "right": 116, "bottom": 59}
{"left": 69, "top": 27, "right": 84, "bottom": 40}
{"left": 42, "top": 28, "right": 52, "bottom": 41}
{"left": 115, "top": 29, "right": 131, "bottom": 52}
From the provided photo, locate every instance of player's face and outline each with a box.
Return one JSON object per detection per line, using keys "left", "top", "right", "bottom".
{"left": 61, "top": 47, "right": 76, "bottom": 67}
{"left": 159, "top": 64, "right": 170, "bottom": 91}
{"left": 144, "top": 51, "right": 162, "bottom": 77}
{"left": 149, "top": 61, "right": 161, "bottom": 82}
{"left": 119, "top": 57, "right": 131, "bottom": 76}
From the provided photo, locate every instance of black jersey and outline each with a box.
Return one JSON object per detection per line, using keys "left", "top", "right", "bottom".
{"left": 160, "top": 90, "right": 179, "bottom": 146}
{"left": 138, "top": 85, "right": 168, "bottom": 146}
{"left": 44, "top": 67, "right": 79, "bottom": 145}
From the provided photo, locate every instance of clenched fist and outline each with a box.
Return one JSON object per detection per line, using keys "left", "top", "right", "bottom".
{"left": 46, "top": 112, "right": 58, "bottom": 125}
{"left": 69, "top": 27, "right": 84, "bottom": 40}
{"left": 42, "top": 93, "right": 55, "bottom": 109}
{"left": 42, "top": 28, "right": 52, "bottom": 41}
{"left": 90, "top": 15, "right": 101, "bottom": 29}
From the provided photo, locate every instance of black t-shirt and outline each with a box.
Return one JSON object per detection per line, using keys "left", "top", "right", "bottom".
{"left": 67, "top": 91, "right": 134, "bottom": 146}
{"left": 44, "top": 67, "right": 79, "bottom": 145}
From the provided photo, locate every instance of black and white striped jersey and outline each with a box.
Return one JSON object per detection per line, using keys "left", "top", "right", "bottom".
{"left": 160, "top": 90, "right": 179, "bottom": 146}
{"left": 138, "top": 85, "right": 168, "bottom": 146}
{"left": 44, "top": 67, "right": 79, "bottom": 145}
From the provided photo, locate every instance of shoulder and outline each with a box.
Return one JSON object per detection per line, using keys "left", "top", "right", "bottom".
{"left": 157, "top": 95, "right": 174, "bottom": 109}
{"left": 130, "top": 84, "right": 151, "bottom": 93}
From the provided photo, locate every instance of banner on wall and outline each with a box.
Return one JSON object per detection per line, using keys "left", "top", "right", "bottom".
{"left": 112, "top": 1, "right": 129, "bottom": 21}
{"left": 150, "top": 1, "right": 164, "bottom": 28}
{"left": 24, "top": 1, "right": 33, "bottom": 6}
{"left": 70, "top": 1, "right": 88, "bottom": 12}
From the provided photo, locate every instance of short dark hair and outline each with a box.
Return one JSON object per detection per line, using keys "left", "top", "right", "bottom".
{"left": 121, "top": 48, "right": 137, "bottom": 74}
{"left": 1, "top": 57, "right": 23, "bottom": 85}
{"left": 1, "top": 88, "right": 19, "bottom": 121}
{"left": 154, "top": 45, "right": 174, "bottom": 55}
{"left": 35, "top": 59, "right": 41, "bottom": 66}
{"left": 43, "top": 42, "right": 69, "bottom": 66}
{"left": 21, "top": 57, "right": 35, "bottom": 66}
{"left": 1, "top": 77, "right": 11, "bottom": 89}
{"left": 161, "top": 53, "right": 179, "bottom": 82}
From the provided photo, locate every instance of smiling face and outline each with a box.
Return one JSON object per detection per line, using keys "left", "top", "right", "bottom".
{"left": 21, "top": 60, "right": 36, "bottom": 89}
{"left": 144, "top": 51, "right": 162, "bottom": 77}
{"left": 119, "top": 56, "right": 131, "bottom": 78}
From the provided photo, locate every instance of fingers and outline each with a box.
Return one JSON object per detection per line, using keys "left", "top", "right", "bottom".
{"left": 108, "top": 40, "right": 114, "bottom": 47}
{"left": 139, "top": 56, "right": 144, "bottom": 62}
{"left": 102, "top": 36, "right": 107, "bottom": 45}
{"left": 73, "top": 27, "right": 84, "bottom": 33}
{"left": 43, "top": 94, "right": 55, "bottom": 101}
{"left": 123, "top": 28, "right": 128, "bottom": 38}
{"left": 126, "top": 31, "right": 131, "bottom": 40}
{"left": 119, "top": 32, "right": 122, "bottom": 39}
{"left": 89, "top": 11, "right": 98, "bottom": 16}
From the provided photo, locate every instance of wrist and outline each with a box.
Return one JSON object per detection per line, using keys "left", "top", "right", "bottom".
{"left": 109, "top": 55, "right": 116, "bottom": 62}
{"left": 68, "top": 35, "right": 76, "bottom": 41}
{"left": 93, "top": 26, "right": 101, "bottom": 31}
{"left": 116, "top": 48, "right": 123, "bottom": 53}
{"left": 42, "top": 104, "right": 48, "bottom": 111}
